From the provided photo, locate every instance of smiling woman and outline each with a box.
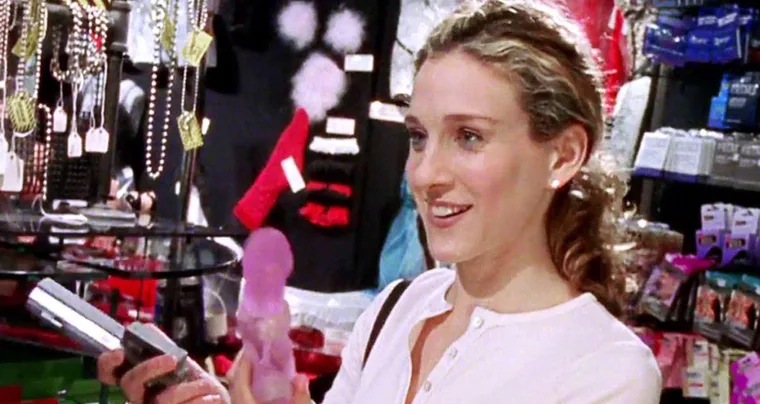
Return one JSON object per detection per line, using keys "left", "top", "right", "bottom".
{"left": 319, "top": 1, "right": 661, "bottom": 403}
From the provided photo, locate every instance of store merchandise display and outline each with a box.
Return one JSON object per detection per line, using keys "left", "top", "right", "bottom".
{"left": 644, "top": 4, "right": 759, "bottom": 66}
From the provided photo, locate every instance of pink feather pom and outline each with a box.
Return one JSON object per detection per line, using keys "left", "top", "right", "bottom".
{"left": 291, "top": 53, "right": 347, "bottom": 123}
{"left": 324, "top": 9, "right": 365, "bottom": 54}
{"left": 277, "top": 1, "right": 318, "bottom": 50}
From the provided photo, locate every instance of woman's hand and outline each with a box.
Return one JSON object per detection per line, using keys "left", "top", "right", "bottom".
{"left": 97, "top": 349, "right": 229, "bottom": 404}
{"left": 228, "top": 352, "right": 312, "bottom": 404}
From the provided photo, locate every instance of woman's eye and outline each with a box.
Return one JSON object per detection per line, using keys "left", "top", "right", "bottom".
{"left": 457, "top": 128, "right": 484, "bottom": 149}
{"left": 408, "top": 129, "right": 427, "bottom": 151}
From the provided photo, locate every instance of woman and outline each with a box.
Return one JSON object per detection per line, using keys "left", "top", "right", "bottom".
{"left": 97, "top": 1, "right": 662, "bottom": 403}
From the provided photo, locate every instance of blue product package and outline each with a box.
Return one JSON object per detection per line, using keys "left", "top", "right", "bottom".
{"left": 708, "top": 96, "right": 728, "bottom": 129}
{"left": 724, "top": 78, "right": 760, "bottom": 128}
{"left": 698, "top": 7, "right": 718, "bottom": 28}
{"left": 713, "top": 26, "right": 742, "bottom": 63}
{"left": 687, "top": 28, "right": 712, "bottom": 62}
{"left": 717, "top": 4, "right": 740, "bottom": 30}
{"left": 645, "top": 16, "right": 691, "bottom": 66}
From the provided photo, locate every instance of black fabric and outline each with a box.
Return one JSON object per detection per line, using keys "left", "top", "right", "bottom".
{"left": 205, "top": 14, "right": 240, "bottom": 94}
{"left": 307, "top": 160, "right": 355, "bottom": 184}
{"left": 196, "top": 0, "right": 407, "bottom": 293}
{"left": 306, "top": 188, "right": 352, "bottom": 206}
{"left": 363, "top": 279, "right": 412, "bottom": 368}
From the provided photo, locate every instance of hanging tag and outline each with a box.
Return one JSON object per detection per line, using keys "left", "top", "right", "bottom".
{"left": 53, "top": 106, "right": 68, "bottom": 133}
{"left": 201, "top": 118, "right": 211, "bottom": 136}
{"left": 68, "top": 130, "right": 83, "bottom": 158}
{"left": 7, "top": 92, "right": 37, "bottom": 132}
{"left": 161, "top": 14, "right": 177, "bottom": 51}
{"left": 1, "top": 152, "right": 24, "bottom": 193}
{"left": 181, "top": 29, "right": 214, "bottom": 67}
{"left": 177, "top": 112, "right": 204, "bottom": 150}
{"left": 0, "top": 136, "right": 8, "bottom": 175}
{"left": 85, "top": 127, "right": 109, "bottom": 153}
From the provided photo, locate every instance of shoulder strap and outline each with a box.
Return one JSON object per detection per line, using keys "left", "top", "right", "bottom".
{"left": 362, "top": 280, "right": 411, "bottom": 368}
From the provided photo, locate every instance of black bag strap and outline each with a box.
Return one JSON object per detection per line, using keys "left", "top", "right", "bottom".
{"left": 362, "top": 280, "right": 411, "bottom": 368}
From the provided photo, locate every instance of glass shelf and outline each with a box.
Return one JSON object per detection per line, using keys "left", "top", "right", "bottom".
{"left": 0, "top": 246, "right": 108, "bottom": 281}
{"left": 60, "top": 238, "right": 241, "bottom": 279}
{"left": 0, "top": 206, "right": 247, "bottom": 238}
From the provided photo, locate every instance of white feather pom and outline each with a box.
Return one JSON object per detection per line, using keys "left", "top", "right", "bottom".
{"left": 277, "top": 1, "right": 318, "bottom": 50}
{"left": 323, "top": 9, "right": 365, "bottom": 54}
{"left": 291, "top": 53, "right": 347, "bottom": 123}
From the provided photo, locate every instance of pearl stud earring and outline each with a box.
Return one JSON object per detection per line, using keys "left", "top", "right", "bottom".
{"left": 550, "top": 179, "right": 560, "bottom": 189}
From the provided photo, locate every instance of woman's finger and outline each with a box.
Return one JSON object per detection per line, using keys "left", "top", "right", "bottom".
{"left": 97, "top": 350, "right": 125, "bottom": 385}
{"left": 228, "top": 354, "right": 257, "bottom": 404}
{"left": 291, "top": 374, "right": 312, "bottom": 404}
{"left": 120, "top": 354, "right": 178, "bottom": 403}
{"left": 179, "top": 395, "right": 226, "bottom": 404}
{"left": 154, "top": 378, "right": 223, "bottom": 404}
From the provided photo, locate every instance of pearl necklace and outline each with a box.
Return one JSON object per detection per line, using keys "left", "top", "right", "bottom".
{"left": 0, "top": 0, "right": 11, "bottom": 135}
{"left": 38, "top": 103, "right": 52, "bottom": 198}
{"left": 144, "top": 0, "right": 177, "bottom": 180}
{"left": 180, "top": 0, "right": 207, "bottom": 114}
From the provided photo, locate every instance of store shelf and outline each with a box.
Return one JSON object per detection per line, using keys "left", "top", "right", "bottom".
{"left": 0, "top": 206, "right": 247, "bottom": 238}
{"left": 0, "top": 246, "right": 108, "bottom": 281}
{"left": 632, "top": 171, "right": 760, "bottom": 193}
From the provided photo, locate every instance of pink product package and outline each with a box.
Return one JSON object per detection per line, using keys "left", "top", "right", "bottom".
{"left": 667, "top": 254, "right": 714, "bottom": 276}
{"left": 656, "top": 333, "right": 687, "bottom": 389}
{"left": 733, "top": 353, "right": 760, "bottom": 395}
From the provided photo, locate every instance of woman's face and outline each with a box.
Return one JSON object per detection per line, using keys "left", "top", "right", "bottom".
{"left": 405, "top": 51, "right": 556, "bottom": 265}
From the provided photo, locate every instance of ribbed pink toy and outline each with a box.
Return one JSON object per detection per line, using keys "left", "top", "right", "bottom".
{"left": 237, "top": 227, "right": 297, "bottom": 404}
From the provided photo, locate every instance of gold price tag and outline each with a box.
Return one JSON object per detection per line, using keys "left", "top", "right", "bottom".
{"left": 181, "top": 29, "right": 213, "bottom": 67}
{"left": 6, "top": 92, "right": 37, "bottom": 133}
{"left": 12, "top": 24, "right": 41, "bottom": 60}
{"left": 177, "top": 112, "right": 204, "bottom": 151}
{"left": 161, "top": 14, "right": 176, "bottom": 51}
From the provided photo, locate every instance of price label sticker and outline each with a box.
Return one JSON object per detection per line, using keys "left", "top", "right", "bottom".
{"left": 344, "top": 54, "right": 374, "bottom": 72}
{"left": 281, "top": 157, "right": 305, "bottom": 193}
{"left": 369, "top": 101, "right": 406, "bottom": 124}
{"left": 181, "top": 29, "right": 213, "bottom": 66}
{"left": 326, "top": 117, "right": 355, "bottom": 136}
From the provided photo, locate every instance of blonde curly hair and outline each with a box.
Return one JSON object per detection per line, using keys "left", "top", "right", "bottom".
{"left": 417, "top": 0, "right": 629, "bottom": 316}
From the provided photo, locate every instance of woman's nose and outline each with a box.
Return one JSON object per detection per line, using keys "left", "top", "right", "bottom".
{"left": 407, "top": 144, "right": 453, "bottom": 190}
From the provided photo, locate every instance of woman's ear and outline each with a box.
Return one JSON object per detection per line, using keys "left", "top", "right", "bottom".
{"left": 547, "top": 124, "right": 588, "bottom": 189}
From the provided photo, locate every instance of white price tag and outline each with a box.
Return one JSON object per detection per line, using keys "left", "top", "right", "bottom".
{"left": 53, "top": 107, "right": 68, "bottom": 133}
{"left": 369, "top": 101, "right": 406, "bottom": 123}
{"left": 344, "top": 54, "right": 374, "bottom": 72}
{"left": 281, "top": 157, "right": 305, "bottom": 193}
{"left": 201, "top": 118, "right": 211, "bottom": 135}
{"left": 1, "top": 152, "right": 23, "bottom": 192}
{"left": 326, "top": 117, "right": 356, "bottom": 136}
{"left": 68, "top": 131, "right": 83, "bottom": 158}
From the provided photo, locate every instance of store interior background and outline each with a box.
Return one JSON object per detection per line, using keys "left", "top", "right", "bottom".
{"left": 4, "top": 0, "right": 760, "bottom": 403}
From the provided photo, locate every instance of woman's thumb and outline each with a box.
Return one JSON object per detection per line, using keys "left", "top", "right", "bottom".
{"left": 292, "top": 374, "right": 312, "bottom": 403}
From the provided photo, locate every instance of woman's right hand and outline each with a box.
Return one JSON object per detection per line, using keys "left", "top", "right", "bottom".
{"left": 97, "top": 350, "right": 228, "bottom": 404}
{"left": 228, "top": 351, "right": 312, "bottom": 404}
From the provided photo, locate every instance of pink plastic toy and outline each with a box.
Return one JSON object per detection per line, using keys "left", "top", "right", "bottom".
{"left": 237, "top": 228, "right": 297, "bottom": 404}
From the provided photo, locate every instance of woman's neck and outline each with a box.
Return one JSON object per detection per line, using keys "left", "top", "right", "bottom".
{"left": 445, "top": 233, "right": 579, "bottom": 317}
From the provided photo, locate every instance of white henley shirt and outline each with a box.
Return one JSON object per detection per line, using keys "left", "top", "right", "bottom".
{"left": 322, "top": 268, "right": 662, "bottom": 404}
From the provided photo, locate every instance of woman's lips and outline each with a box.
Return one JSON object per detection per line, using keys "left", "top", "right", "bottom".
{"left": 427, "top": 203, "right": 473, "bottom": 229}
